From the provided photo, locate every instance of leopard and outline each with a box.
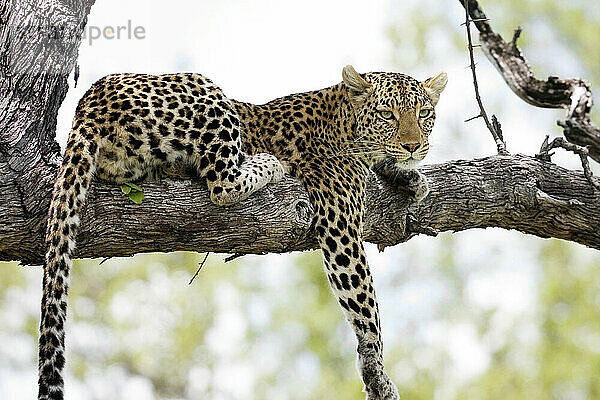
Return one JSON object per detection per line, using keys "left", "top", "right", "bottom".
{"left": 38, "top": 65, "right": 447, "bottom": 400}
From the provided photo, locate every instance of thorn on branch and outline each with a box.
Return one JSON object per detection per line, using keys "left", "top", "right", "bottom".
{"left": 189, "top": 252, "right": 210, "bottom": 285}
{"left": 536, "top": 136, "right": 600, "bottom": 190}
{"left": 460, "top": 17, "right": 489, "bottom": 26}
{"left": 463, "top": 0, "right": 508, "bottom": 156}
{"left": 536, "top": 135, "right": 554, "bottom": 161}
{"left": 465, "top": 114, "right": 483, "bottom": 123}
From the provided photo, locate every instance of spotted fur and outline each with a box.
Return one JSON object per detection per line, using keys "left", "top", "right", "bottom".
{"left": 39, "top": 66, "right": 446, "bottom": 400}
{"left": 233, "top": 66, "right": 447, "bottom": 399}
{"left": 39, "top": 73, "right": 284, "bottom": 399}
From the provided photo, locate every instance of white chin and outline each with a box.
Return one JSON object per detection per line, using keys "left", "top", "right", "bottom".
{"left": 396, "top": 158, "right": 420, "bottom": 170}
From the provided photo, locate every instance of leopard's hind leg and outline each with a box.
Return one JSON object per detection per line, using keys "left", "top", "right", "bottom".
{"left": 187, "top": 99, "right": 285, "bottom": 206}
{"left": 206, "top": 151, "right": 284, "bottom": 206}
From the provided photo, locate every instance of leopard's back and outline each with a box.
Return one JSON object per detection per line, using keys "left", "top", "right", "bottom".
{"left": 73, "top": 73, "right": 235, "bottom": 181}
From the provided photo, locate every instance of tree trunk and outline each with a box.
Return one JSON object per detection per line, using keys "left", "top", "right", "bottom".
{"left": 0, "top": 0, "right": 96, "bottom": 261}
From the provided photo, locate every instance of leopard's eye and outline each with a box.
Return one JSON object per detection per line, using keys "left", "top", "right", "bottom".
{"left": 379, "top": 110, "right": 394, "bottom": 120}
{"left": 419, "top": 108, "right": 432, "bottom": 118}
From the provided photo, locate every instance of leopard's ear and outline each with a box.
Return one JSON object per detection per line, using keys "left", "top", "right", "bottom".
{"left": 342, "top": 65, "right": 371, "bottom": 105}
{"left": 422, "top": 72, "right": 448, "bottom": 106}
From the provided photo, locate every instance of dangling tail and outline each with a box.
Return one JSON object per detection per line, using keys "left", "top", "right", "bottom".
{"left": 38, "top": 129, "right": 98, "bottom": 400}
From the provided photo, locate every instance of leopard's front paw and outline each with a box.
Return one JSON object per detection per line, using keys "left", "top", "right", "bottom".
{"left": 364, "top": 371, "right": 400, "bottom": 400}
{"left": 408, "top": 170, "right": 429, "bottom": 202}
{"left": 373, "top": 161, "right": 429, "bottom": 202}
{"left": 360, "top": 355, "right": 400, "bottom": 400}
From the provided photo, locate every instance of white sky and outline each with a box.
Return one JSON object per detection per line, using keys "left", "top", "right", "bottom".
{"left": 57, "top": 0, "right": 391, "bottom": 145}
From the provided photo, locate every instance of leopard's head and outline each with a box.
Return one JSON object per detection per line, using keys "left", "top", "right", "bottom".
{"left": 342, "top": 65, "right": 447, "bottom": 169}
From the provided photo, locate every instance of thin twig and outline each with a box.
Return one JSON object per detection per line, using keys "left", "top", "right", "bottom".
{"left": 224, "top": 253, "right": 245, "bottom": 263}
{"left": 188, "top": 252, "right": 210, "bottom": 285}
{"left": 464, "top": 1, "right": 508, "bottom": 155}
{"left": 536, "top": 136, "right": 600, "bottom": 190}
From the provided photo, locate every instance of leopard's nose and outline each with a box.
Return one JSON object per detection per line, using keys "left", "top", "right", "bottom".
{"left": 401, "top": 143, "right": 421, "bottom": 153}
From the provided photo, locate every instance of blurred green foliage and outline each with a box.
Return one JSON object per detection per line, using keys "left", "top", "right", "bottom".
{"left": 2, "top": 1, "right": 600, "bottom": 399}
{"left": 485, "top": 0, "right": 600, "bottom": 85}
{"left": 453, "top": 241, "right": 600, "bottom": 399}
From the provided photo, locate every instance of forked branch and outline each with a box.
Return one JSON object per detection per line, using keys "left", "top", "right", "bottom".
{"left": 536, "top": 136, "right": 600, "bottom": 190}
{"left": 458, "top": 0, "right": 600, "bottom": 163}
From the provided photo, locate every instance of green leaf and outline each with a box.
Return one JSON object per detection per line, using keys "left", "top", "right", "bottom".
{"left": 129, "top": 190, "right": 144, "bottom": 204}
{"left": 120, "top": 184, "right": 131, "bottom": 195}
{"left": 125, "top": 182, "right": 143, "bottom": 192}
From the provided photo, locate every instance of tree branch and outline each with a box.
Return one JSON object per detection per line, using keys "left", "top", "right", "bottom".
{"left": 458, "top": 0, "right": 600, "bottom": 163}
{"left": 2, "top": 0, "right": 600, "bottom": 269}
{"left": 536, "top": 136, "right": 600, "bottom": 190}
{"left": 2, "top": 153, "right": 599, "bottom": 265}
{"left": 462, "top": 0, "right": 507, "bottom": 155}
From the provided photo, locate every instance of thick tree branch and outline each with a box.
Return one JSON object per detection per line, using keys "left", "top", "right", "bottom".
{"left": 458, "top": 0, "right": 600, "bottom": 163}
{"left": 2, "top": 153, "right": 599, "bottom": 265}
{"left": 2, "top": 0, "right": 600, "bottom": 268}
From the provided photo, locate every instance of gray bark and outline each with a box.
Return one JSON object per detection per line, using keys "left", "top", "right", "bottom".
{"left": 1, "top": 0, "right": 599, "bottom": 267}
{"left": 0, "top": 0, "right": 96, "bottom": 261}
{"left": 3, "top": 153, "right": 600, "bottom": 266}
{"left": 459, "top": 0, "right": 600, "bottom": 163}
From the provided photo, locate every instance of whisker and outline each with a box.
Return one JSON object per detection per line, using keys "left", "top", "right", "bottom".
{"left": 338, "top": 150, "right": 382, "bottom": 157}
{"left": 326, "top": 148, "right": 384, "bottom": 159}
{"left": 354, "top": 140, "right": 381, "bottom": 147}
{"left": 341, "top": 134, "right": 384, "bottom": 148}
